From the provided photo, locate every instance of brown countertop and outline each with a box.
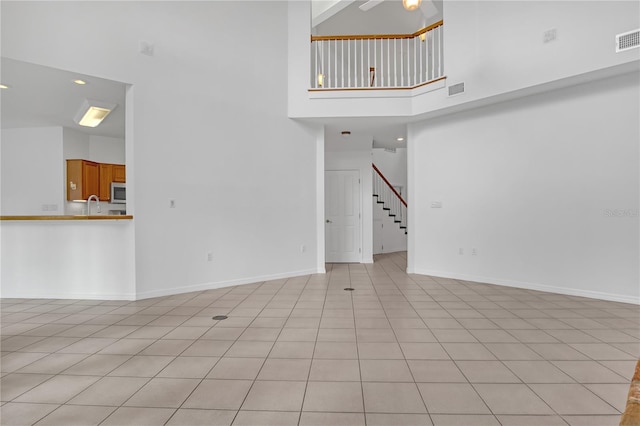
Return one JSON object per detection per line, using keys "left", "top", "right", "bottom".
{"left": 1, "top": 215, "right": 133, "bottom": 221}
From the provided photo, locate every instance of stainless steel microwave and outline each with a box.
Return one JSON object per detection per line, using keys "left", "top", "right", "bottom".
{"left": 111, "top": 182, "right": 126, "bottom": 204}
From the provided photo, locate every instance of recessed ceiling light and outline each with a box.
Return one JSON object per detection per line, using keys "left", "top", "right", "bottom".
{"left": 397, "top": 137, "right": 405, "bottom": 142}
{"left": 73, "top": 79, "right": 87, "bottom": 85}
{"left": 0, "top": 84, "right": 9, "bottom": 89}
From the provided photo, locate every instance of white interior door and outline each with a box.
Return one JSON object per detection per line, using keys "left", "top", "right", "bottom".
{"left": 325, "top": 170, "right": 361, "bottom": 263}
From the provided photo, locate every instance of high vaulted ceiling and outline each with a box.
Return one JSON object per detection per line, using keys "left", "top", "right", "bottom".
{"left": 314, "top": 0, "right": 442, "bottom": 35}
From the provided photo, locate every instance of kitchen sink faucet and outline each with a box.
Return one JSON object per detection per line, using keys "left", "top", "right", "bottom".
{"left": 87, "top": 195, "right": 101, "bottom": 215}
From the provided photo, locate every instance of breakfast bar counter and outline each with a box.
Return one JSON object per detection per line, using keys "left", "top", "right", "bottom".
{"left": 1, "top": 215, "right": 136, "bottom": 299}
{"left": 1, "top": 215, "right": 133, "bottom": 220}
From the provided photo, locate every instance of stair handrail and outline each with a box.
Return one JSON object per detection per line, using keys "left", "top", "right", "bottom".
{"left": 372, "top": 163, "right": 407, "bottom": 207}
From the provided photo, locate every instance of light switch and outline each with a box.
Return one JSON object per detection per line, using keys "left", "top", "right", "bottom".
{"left": 431, "top": 201, "right": 442, "bottom": 208}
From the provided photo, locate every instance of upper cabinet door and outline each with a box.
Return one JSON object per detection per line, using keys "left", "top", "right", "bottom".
{"left": 113, "top": 165, "right": 126, "bottom": 183}
{"left": 99, "top": 163, "right": 113, "bottom": 202}
{"left": 67, "top": 159, "right": 99, "bottom": 201}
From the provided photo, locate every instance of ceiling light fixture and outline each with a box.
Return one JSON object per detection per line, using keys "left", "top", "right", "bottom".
{"left": 74, "top": 99, "right": 117, "bottom": 128}
{"left": 402, "top": 0, "right": 422, "bottom": 11}
{"left": 73, "top": 79, "right": 87, "bottom": 85}
{"left": 0, "top": 84, "right": 9, "bottom": 89}
{"left": 341, "top": 131, "right": 351, "bottom": 138}
{"left": 397, "top": 137, "right": 405, "bottom": 142}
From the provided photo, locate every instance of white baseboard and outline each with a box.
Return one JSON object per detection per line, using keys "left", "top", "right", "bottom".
{"left": 0, "top": 290, "right": 136, "bottom": 301}
{"left": 412, "top": 269, "right": 640, "bottom": 305}
{"left": 135, "top": 268, "right": 321, "bottom": 300}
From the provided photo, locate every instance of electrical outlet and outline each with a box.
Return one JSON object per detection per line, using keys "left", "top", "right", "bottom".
{"left": 207, "top": 252, "right": 213, "bottom": 262}
{"left": 472, "top": 248, "right": 477, "bottom": 256}
{"left": 300, "top": 244, "right": 306, "bottom": 253}
{"left": 169, "top": 199, "right": 176, "bottom": 208}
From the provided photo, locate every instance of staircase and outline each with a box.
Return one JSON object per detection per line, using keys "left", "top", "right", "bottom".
{"left": 372, "top": 164, "right": 407, "bottom": 235}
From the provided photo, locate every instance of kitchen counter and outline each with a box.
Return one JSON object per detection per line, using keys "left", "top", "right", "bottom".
{"left": 0, "top": 215, "right": 133, "bottom": 221}
{"left": 2, "top": 214, "right": 135, "bottom": 299}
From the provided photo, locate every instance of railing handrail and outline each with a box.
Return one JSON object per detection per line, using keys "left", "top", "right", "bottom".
{"left": 372, "top": 163, "right": 407, "bottom": 207}
{"left": 309, "top": 76, "right": 446, "bottom": 92}
{"left": 311, "top": 20, "right": 444, "bottom": 42}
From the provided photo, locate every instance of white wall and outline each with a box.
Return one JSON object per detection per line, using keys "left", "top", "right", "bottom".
{"left": 89, "top": 135, "right": 125, "bottom": 164}
{"left": 408, "top": 71, "right": 640, "bottom": 303}
{"left": 325, "top": 145, "right": 374, "bottom": 263}
{"left": 1, "top": 127, "right": 64, "bottom": 215}
{"left": 2, "top": 1, "right": 320, "bottom": 299}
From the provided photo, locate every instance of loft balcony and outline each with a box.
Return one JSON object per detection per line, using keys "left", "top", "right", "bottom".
{"left": 309, "top": 21, "right": 445, "bottom": 96}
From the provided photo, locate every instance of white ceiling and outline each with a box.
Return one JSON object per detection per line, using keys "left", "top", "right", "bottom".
{"left": 314, "top": 0, "right": 442, "bottom": 36}
{"left": 322, "top": 117, "right": 408, "bottom": 151}
{"left": 1, "top": 58, "right": 126, "bottom": 139}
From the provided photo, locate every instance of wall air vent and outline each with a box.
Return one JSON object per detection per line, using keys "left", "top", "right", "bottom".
{"left": 448, "top": 82, "right": 465, "bottom": 97}
{"left": 384, "top": 148, "right": 396, "bottom": 153}
{"left": 616, "top": 29, "right": 640, "bottom": 52}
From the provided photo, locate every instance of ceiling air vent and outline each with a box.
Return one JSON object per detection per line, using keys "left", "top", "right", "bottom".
{"left": 448, "top": 82, "right": 465, "bottom": 97}
{"left": 616, "top": 29, "right": 640, "bottom": 52}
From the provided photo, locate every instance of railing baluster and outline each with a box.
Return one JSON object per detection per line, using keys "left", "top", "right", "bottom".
{"left": 375, "top": 39, "right": 384, "bottom": 87}
{"left": 438, "top": 26, "right": 442, "bottom": 78}
{"left": 347, "top": 39, "right": 351, "bottom": 88}
{"left": 431, "top": 30, "right": 435, "bottom": 81}
{"left": 374, "top": 39, "right": 377, "bottom": 87}
{"left": 413, "top": 35, "right": 420, "bottom": 86}
{"left": 333, "top": 40, "right": 338, "bottom": 87}
{"left": 341, "top": 39, "right": 344, "bottom": 88}
{"left": 399, "top": 39, "right": 403, "bottom": 87}
{"left": 387, "top": 38, "right": 391, "bottom": 87}
{"left": 393, "top": 38, "right": 396, "bottom": 87}
{"left": 328, "top": 39, "right": 332, "bottom": 88}
{"left": 419, "top": 34, "right": 423, "bottom": 84}
{"left": 361, "top": 39, "right": 364, "bottom": 88}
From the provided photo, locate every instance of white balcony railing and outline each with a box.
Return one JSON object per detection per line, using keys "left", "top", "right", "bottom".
{"left": 310, "top": 21, "right": 444, "bottom": 90}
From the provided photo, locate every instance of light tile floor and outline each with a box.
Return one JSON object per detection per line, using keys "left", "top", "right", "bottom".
{"left": 1, "top": 252, "right": 638, "bottom": 425}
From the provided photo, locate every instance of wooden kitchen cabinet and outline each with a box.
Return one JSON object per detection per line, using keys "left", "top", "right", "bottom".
{"left": 99, "top": 163, "right": 114, "bottom": 202}
{"left": 67, "top": 160, "right": 99, "bottom": 201}
{"left": 67, "top": 160, "right": 125, "bottom": 202}
{"left": 113, "top": 165, "right": 126, "bottom": 183}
